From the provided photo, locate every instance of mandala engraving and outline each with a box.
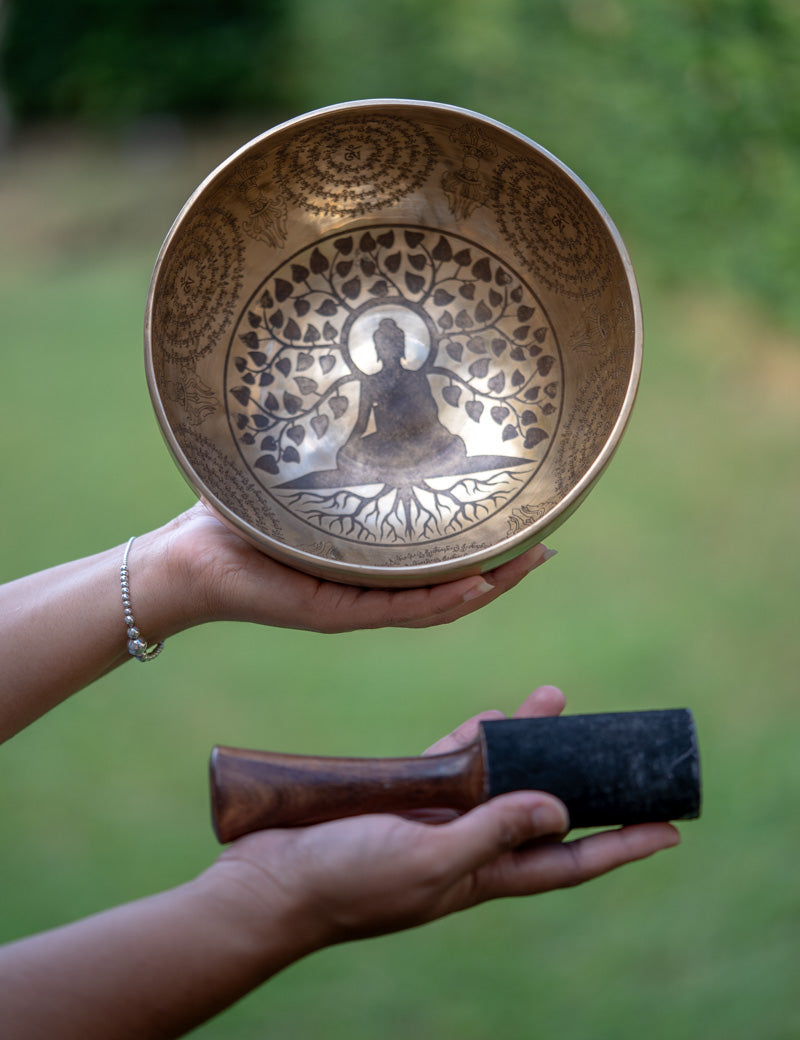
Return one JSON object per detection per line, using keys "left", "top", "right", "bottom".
{"left": 494, "top": 155, "right": 612, "bottom": 300}
{"left": 441, "top": 123, "right": 497, "bottom": 220}
{"left": 226, "top": 226, "right": 563, "bottom": 547}
{"left": 274, "top": 115, "right": 437, "bottom": 219}
{"left": 233, "top": 156, "right": 289, "bottom": 248}
{"left": 154, "top": 207, "right": 246, "bottom": 362}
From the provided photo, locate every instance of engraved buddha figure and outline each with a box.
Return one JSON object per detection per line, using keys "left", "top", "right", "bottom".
{"left": 280, "top": 316, "right": 528, "bottom": 490}
{"left": 334, "top": 317, "right": 470, "bottom": 483}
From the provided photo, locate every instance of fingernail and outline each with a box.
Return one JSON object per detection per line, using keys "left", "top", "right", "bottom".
{"left": 531, "top": 800, "right": 570, "bottom": 835}
{"left": 515, "top": 544, "right": 558, "bottom": 576}
{"left": 461, "top": 578, "right": 494, "bottom": 602}
{"left": 532, "top": 544, "right": 558, "bottom": 569}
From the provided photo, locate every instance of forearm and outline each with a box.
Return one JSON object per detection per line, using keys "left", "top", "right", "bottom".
{"left": 0, "top": 521, "right": 195, "bottom": 741}
{"left": 0, "top": 499, "right": 553, "bottom": 740}
{"left": 0, "top": 869, "right": 313, "bottom": 1040}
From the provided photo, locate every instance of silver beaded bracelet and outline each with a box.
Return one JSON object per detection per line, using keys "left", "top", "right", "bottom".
{"left": 120, "top": 536, "right": 165, "bottom": 662}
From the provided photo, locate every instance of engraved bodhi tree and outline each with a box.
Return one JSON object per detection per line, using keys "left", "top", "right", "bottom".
{"left": 226, "top": 228, "right": 562, "bottom": 545}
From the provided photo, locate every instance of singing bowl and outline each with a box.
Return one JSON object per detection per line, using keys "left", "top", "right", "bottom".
{"left": 145, "top": 100, "right": 642, "bottom": 587}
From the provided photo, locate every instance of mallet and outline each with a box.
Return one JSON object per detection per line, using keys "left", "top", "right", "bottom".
{"left": 210, "top": 708, "right": 701, "bottom": 843}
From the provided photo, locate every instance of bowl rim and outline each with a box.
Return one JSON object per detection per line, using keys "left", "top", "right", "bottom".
{"left": 144, "top": 98, "right": 642, "bottom": 585}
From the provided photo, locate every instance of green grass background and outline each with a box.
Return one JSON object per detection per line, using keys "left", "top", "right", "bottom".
{"left": 1, "top": 12, "right": 800, "bottom": 1038}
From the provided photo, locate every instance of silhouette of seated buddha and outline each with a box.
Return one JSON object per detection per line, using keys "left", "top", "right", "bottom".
{"left": 279, "top": 316, "right": 528, "bottom": 490}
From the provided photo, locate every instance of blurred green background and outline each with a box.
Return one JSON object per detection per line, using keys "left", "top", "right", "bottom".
{"left": 1, "top": 1, "right": 798, "bottom": 1037}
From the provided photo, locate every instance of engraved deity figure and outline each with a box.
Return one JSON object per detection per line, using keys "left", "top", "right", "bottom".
{"left": 281, "top": 317, "right": 527, "bottom": 490}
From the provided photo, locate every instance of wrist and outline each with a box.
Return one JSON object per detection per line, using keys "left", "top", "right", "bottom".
{"left": 154, "top": 502, "right": 252, "bottom": 629}
{"left": 113, "top": 515, "right": 206, "bottom": 645}
{"left": 196, "top": 851, "right": 327, "bottom": 976}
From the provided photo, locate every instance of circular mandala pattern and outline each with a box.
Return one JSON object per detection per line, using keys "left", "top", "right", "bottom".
{"left": 274, "top": 115, "right": 437, "bottom": 219}
{"left": 153, "top": 207, "right": 245, "bottom": 362}
{"left": 494, "top": 156, "right": 612, "bottom": 301}
{"left": 225, "top": 225, "right": 563, "bottom": 546}
{"left": 146, "top": 102, "right": 642, "bottom": 585}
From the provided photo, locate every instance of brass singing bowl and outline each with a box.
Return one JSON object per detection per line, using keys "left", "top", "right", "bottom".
{"left": 145, "top": 100, "right": 642, "bottom": 587}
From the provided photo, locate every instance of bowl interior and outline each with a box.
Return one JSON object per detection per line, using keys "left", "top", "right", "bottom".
{"left": 146, "top": 101, "right": 641, "bottom": 586}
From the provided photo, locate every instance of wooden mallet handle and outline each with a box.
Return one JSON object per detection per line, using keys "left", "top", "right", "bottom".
{"left": 210, "top": 709, "right": 701, "bottom": 843}
{"left": 210, "top": 742, "right": 485, "bottom": 842}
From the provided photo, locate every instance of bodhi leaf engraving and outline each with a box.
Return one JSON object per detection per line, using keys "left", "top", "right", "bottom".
{"left": 225, "top": 224, "right": 562, "bottom": 545}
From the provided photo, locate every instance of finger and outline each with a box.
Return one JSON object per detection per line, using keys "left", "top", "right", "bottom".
{"left": 188, "top": 499, "right": 555, "bottom": 632}
{"left": 476, "top": 822, "right": 681, "bottom": 902}
{"left": 317, "top": 542, "right": 555, "bottom": 629}
{"left": 399, "top": 807, "right": 461, "bottom": 824}
{"left": 434, "top": 792, "right": 571, "bottom": 882}
{"left": 399, "top": 544, "right": 557, "bottom": 629}
{"left": 424, "top": 684, "right": 566, "bottom": 758}
{"left": 333, "top": 548, "right": 544, "bottom": 632}
{"left": 512, "top": 685, "right": 566, "bottom": 719}
{"left": 422, "top": 709, "right": 507, "bottom": 756}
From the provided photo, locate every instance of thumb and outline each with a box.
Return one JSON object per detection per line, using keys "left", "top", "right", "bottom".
{"left": 440, "top": 792, "right": 570, "bottom": 876}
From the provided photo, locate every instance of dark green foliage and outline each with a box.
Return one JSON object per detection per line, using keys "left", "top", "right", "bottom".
{"left": 0, "top": 0, "right": 291, "bottom": 121}
{"left": 1, "top": 0, "right": 798, "bottom": 327}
